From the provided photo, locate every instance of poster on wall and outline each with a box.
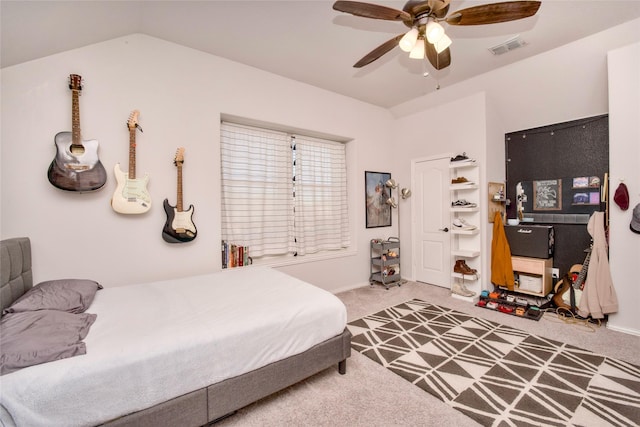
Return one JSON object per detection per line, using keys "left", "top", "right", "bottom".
{"left": 365, "top": 171, "right": 392, "bottom": 228}
{"left": 534, "top": 179, "right": 562, "bottom": 211}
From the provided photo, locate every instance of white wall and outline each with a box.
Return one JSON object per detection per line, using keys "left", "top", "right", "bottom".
{"left": 0, "top": 34, "right": 394, "bottom": 293}
{"left": 607, "top": 42, "right": 640, "bottom": 335}
{"left": 392, "top": 92, "right": 488, "bottom": 283}
{"left": 390, "top": 19, "right": 640, "bottom": 334}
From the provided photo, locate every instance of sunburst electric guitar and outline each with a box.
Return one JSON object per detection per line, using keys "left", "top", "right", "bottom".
{"left": 47, "top": 74, "right": 107, "bottom": 192}
{"left": 111, "top": 110, "right": 151, "bottom": 214}
{"left": 162, "top": 148, "right": 197, "bottom": 243}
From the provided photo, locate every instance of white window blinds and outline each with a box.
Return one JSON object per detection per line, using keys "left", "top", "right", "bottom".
{"left": 293, "top": 135, "right": 350, "bottom": 255}
{"left": 221, "top": 121, "right": 350, "bottom": 258}
{"left": 221, "top": 122, "right": 294, "bottom": 257}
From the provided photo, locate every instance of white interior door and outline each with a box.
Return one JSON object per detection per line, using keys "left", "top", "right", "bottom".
{"left": 413, "top": 156, "right": 451, "bottom": 288}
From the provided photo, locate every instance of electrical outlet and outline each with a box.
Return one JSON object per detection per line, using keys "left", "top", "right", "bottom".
{"left": 552, "top": 268, "right": 559, "bottom": 279}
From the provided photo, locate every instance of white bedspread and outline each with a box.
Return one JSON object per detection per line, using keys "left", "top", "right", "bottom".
{"left": 0, "top": 267, "right": 347, "bottom": 427}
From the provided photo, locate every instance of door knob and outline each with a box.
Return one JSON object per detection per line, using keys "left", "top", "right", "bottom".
{"left": 439, "top": 227, "right": 449, "bottom": 232}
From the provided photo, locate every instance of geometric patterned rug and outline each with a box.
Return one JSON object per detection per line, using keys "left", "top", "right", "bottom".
{"left": 347, "top": 299, "right": 640, "bottom": 427}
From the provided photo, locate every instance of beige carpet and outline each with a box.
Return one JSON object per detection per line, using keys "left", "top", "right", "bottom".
{"left": 217, "top": 281, "right": 640, "bottom": 427}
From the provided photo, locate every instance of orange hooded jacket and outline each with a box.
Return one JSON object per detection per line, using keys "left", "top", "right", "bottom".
{"left": 491, "top": 211, "right": 515, "bottom": 290}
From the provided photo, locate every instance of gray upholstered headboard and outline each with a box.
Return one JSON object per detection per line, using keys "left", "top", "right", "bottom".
{"left": 1, "top": 237, "right": 33, "bottom": 313}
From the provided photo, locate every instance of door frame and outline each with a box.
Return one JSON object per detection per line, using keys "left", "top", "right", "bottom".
{"left": 410, "top": 153, "right": 453, "bottom": 286}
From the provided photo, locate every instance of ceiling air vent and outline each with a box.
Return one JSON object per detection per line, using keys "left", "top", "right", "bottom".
{"left": 489, "top": 36, "right": 527, "bottom": 55}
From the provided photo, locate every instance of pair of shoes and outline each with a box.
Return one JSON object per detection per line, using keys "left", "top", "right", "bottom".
{"left": 453, "top": 218, "right": 477, "bottom": 230}
{"left": 451, "top": 152, "right": 475, "bottom": 162}
{"left": 454, "top": 260, "right": 477, "bottom": 275}
{"left": 451, "top": 176, "right": 470, "bottom": 184}
{"left": 451, "top": 199, "right": 477, "bottom": 208}
{"left": 451, "top": 282, "right": 475, "bottom": 297}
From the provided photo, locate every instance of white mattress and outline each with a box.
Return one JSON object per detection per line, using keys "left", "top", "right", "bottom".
{"left": 0, "top": 266, "right": 347, "bottom": 427}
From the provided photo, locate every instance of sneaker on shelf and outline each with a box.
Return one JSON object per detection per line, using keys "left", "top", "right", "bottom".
{"left": 450, "top": 152, "right": 476, "bottom": 163}
{"left": 451, "top": 199, "right": 477, "bottom": 208}
{"left": 453, "top": 218, "right": 477, "bottom": 230}
{"left": 451, "top": 176, "right": 473, "bottom": 184}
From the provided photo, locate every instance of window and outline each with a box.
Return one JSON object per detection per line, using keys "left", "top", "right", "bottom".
{"left": 220, "top": 121, "right": 350, "bottom": 260}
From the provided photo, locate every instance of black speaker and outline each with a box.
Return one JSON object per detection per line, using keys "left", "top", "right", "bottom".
{"left": 505, "top": 225, "right": 554, "bottom": 259}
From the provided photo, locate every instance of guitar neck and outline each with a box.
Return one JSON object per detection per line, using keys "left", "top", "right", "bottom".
{"left": 176, "top": 165, "right": 183, "bottom": 212}
{"left": 128, "top": 127, "right": 136, "bottom": 179}
{"left": 71, "top": 89, "right": 82, "bottom": 148}
{"left": 574, "top": 249, "right": 592, "bottom": 288}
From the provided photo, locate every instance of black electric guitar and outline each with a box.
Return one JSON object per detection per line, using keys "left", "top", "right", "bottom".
{"left": 552, "top": 246, "right": 592, "bottom": 311}
{"left": 162, "top": 148, "right": 197, "bottom": 243}
{"left": 47, "top": 74, "right": 107, "bottom": 192}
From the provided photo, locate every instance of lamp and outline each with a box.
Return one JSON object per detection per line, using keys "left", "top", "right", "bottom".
{"left": 399, "top": 18, "right": 451, "bottom": 61}
{"left": 409, "top": 38, "right": 425, "bottom": 59}
{"left": 434, "top": 34, "right": 452, "bottom": 54}
{"left": 385, "top": 178, "right": 397, "bottom": 189}
{"left": 385, "top": 180, "right": 412, "bottom": 283}
{"left": 426, "top": 20, "right": 445, "bottom": 44}
{"left": 399, "top": 28, "right": 419, "bottom": 52}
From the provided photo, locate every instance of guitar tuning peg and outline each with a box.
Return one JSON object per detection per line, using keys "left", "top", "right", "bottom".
{"left": 136, "top": 123, "right": 143, "bottom": 132}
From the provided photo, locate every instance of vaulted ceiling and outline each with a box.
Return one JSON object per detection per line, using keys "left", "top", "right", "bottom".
{"left": 2, "top": 1, "right": 640, "bottom": 108}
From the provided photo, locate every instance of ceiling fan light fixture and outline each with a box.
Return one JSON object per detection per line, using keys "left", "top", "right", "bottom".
{"left": 399, "top": 27, "right": 419, "bottom": 52}
{"left": 409, "top": 38, "right": 425, "bottom": 59}
{"left": 434, "top": 34, "right": 452, "bottom": 54}
{"left": 426, "top": 20, "right": 445, "bottom": 44}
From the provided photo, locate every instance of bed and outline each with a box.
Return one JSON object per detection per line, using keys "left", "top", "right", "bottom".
{"left": 0, "top": 237, "right": 351, "bottom": 427}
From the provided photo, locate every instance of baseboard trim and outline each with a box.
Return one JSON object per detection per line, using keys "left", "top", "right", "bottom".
{"left": 606, "top": 323, "right": 640, "bottom": 336}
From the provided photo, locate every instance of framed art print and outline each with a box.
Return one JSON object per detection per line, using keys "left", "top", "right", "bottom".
{"left": 533, "top": 179, "right": 562, "bottom": 211}
{"left": 365, "top": 171, "right": 392, "bottom": 228}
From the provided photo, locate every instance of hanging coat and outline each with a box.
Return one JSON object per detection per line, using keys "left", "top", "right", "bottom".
{"left": 577, "top": 211, "right": 618, "bottom": 319}
{"left": 491, "top": 211, "right": 515, "bottom": 290}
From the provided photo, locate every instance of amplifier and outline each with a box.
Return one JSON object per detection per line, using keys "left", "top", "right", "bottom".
{"left": 505, "top": 225, "right": 554, "bottom": 259}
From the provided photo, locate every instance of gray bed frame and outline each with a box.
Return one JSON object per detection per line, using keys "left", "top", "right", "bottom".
{"left": 1, "top": 237, "right": 351, "bottom": 427}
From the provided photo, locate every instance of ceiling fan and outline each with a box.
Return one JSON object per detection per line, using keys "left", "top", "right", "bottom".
{"left": 333, "top": 0, "right": 541, "bottom": 70}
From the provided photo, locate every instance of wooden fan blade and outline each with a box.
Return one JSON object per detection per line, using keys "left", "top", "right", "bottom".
{"left": 333, "top": 1, "right": 411, "bottom": 21}
{"left": 427, "top": 0, "right": 450, "bottom": 18}
{"left": 425, "top": 41, "right": 451, "bottom": 70}
{"left": 354, "top": 35, "right": 403, "bottom": 68}
{"left": 446, "top": 1, "right": 541, "bottom": 26}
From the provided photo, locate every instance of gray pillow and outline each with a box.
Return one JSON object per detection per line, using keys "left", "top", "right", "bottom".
{"left": 2, "top": 279, "right": 102, "bottom": 315}
{"left": 0, "top": 310, "right": 97, "bottom": 375}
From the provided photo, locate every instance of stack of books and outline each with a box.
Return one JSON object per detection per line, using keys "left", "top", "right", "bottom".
{"left": 221, "top": 241, "right": 250, "bottom": 268}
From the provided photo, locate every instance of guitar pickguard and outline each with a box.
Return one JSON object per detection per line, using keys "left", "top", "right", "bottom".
{"left": 111, "top": 164, "right": 151, "bottom": 214}
{"left": 162, "top": 199, "right": 197, "bottom": 243}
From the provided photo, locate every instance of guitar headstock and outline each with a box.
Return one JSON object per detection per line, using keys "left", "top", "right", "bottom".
{"left": 174, "top": 147, "right": 185, "bottom": 167}
{"left": 68, "top": 74, "right": 83, "bottom": 92}
{"left": 127, "top": 110, "right": 141, "bottom": 130}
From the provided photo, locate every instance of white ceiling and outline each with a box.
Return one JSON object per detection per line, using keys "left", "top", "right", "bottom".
{"left": 2, "top": 1, "right": 640, "bottom": 109}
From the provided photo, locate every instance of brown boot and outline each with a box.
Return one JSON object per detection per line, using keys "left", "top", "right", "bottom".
{"left": 462, "top": 260, "right": 477, "bottom": 273}
{"left": 454, "top": 260, "right": 477, "bottom": 275}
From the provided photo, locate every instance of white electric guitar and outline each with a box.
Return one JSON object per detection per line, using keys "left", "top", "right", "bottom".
{"left": 111, "top": 110, "right": 151, "bottom": 214}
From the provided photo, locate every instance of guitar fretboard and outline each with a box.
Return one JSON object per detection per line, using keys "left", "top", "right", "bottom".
{"left": 128, "top": 127, "right": 137, "bottom": 179}
{"left": 71, "top": 89, "right": 81, "bottom": 148}
{"left": 574, "top": 249, "right": 592, "bottom": 289}
{"left": 176, "top": 164, "right": 183, "bottom": 212}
